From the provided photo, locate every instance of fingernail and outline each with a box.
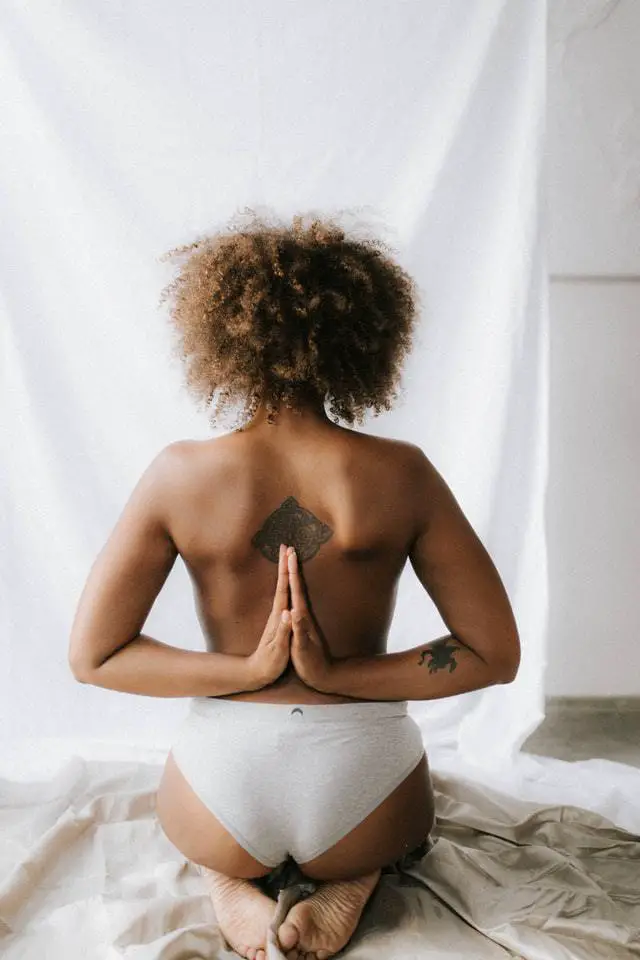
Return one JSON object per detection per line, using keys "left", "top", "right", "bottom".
{"left": 287, "top": 547, "right": 294, "bottom": 557}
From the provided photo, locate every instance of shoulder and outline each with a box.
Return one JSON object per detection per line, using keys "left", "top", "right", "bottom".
{"left": 155, "top": 436, "right": 243, "bottom": 487}
{"left": 337, "top": 428, "right": 429, "bottom": 482}
{"left": 370, "top": 439, "right": 444, "bottom": 535}
{"left": 157, "top": 436, "right": 229, "bottom": 466}
{"left": 360, "top": 433, "right": 429, "bottom": 477}
{"left": 344, "top": 431, "right": 434, "bottom": 509}
{"left": 381, "top": 438, "right": 438, "bottom": 482}
{"left": 141, "top": 439, "right": 209, "bottom": 497}
{"left": 391, "top": 440, "right": 437, "bottom": 505}
{"left": 150, "top": 439, "right": 198, "bottom": 476}
{"left": 141, "top": 439, "right": 228, "bottom": 537}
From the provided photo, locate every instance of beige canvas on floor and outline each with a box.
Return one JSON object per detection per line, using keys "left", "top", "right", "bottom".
{"left": 1, "top": 755, "right": 638, "bottom": 959}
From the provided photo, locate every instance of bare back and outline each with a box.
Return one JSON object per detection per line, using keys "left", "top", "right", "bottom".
{"left": 167, "top": 425, "right": 422, "bottom": 704}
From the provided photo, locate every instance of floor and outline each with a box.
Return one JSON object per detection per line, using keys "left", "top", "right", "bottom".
{"left": 521, "top": 696, "right": 640, "bottom": 768}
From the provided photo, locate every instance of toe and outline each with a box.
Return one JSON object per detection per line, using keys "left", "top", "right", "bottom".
{"left": 256, "top": 951, "right": 265, "bottom": 960}
{"left": 246, "top": 949, "right": 256, "bottom": 960}
{"left": 278, "top": 920, "right": 300, "bottom": 951}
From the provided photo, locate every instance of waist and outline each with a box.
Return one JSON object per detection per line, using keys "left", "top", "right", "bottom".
{"left": 215, "top": 671, "right": 367, "bottom": 705}
{"left": 190, "top": 696, "right": 410, "bottom": 723}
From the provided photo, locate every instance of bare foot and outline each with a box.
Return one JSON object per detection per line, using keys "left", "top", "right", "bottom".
{"left": 277, "top": 868, "right": 382, "bottom": 960}
{"left": 198, "top": 866, "right": 275, "bottom": 960}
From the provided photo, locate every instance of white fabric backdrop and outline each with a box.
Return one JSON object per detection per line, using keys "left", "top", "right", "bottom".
{"left": 1, "top": 0, "right": 548, "bottom": 768}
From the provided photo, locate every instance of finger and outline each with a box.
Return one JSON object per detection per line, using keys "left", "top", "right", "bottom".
{"left": 287, "top": 547, "right": 307, "bottom": 615}
{"left": 268, "top": 609, "right": 292, "bottom": 644}
{"left": 272, "top": 543, "right": 290, "bottom": 613}
{"left": 291, "top": 609, "right": 307, "bottom": 642}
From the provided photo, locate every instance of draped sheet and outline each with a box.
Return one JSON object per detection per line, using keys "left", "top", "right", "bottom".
{"left": 2, "top": 0, "right": 548, "bottom": 765}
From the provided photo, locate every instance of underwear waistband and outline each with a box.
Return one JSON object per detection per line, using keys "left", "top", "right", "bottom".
{"left": 188, "top": 696, "right": 409, "bottom": 723}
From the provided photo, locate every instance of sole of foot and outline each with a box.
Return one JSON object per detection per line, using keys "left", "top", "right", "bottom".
{"left": 199, "top": 867, "right": 276, "bottom": 960}
{"left": 277, "top": 868, "right": 382, "bottom": 960}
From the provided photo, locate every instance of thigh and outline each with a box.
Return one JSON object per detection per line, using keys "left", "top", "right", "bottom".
{"left": 155, "top": 751, "right": 273, "bottom": 879}
{"left": 298, "top": 753, "right": 436, "bottom": 882}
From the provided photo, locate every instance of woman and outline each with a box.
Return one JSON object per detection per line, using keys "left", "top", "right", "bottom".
{"left": 68, "top": 209, "right": 520, "bottom": 960}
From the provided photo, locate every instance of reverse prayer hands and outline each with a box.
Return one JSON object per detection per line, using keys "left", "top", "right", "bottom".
{"left": 286, "top": 544, "right": 335, "bottom": 693}
{"left": 246, "top": 543, "right": 294, "bottom": 689}
{"left": 247, "top": 542, "right": 335, "bottom": 692}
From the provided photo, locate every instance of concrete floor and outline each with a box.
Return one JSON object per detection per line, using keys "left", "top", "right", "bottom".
{"left": 521, "top": 697, "right": 640, "bottom": 768}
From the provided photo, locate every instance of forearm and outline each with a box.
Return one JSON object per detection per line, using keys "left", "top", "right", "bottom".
{"left": 72, "top": 633, "right": 258, "bottom": 698}
{"left": 323, "top": 634, "right": 517, "bottom": 702}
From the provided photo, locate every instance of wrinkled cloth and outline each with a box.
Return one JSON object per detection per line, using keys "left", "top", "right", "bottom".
{"left": 1, "top": 756, "right": 640, "bottom": 959}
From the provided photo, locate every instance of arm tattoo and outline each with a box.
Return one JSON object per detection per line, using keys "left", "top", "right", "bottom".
{"left": 418, "top": 637, "right": 462, "bottom": 674}
{"left": 251, "top": 496, "right": 333, "bottom": 563}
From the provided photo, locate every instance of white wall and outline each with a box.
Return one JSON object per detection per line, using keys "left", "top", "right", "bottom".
{"left": 546, "top": 0, "right": 640, "bottom": 695}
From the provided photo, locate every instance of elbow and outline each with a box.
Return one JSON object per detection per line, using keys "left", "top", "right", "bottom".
{"left": 68, "top": 658, "right": 94, "bottom": 684}
{"left": 498, "top": 660, "right": 519, "bottom": 684}
{"left": 496, "top": 635, "right": 521, "bottom": 683}
{"left": 69, "top": 662, "right": 87, "bottom": 683}
{"left": 68, "top": 637, "right": 105, "bottom": 684}
{"left": 68, "top": 637, "right": 90, "bottom": 682}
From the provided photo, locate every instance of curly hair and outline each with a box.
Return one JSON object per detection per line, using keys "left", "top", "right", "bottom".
{"left": 158, "top": 206, "right": 422, "bottom": 429}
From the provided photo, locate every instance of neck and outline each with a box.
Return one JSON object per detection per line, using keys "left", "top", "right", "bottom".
{"left": 239, "top": 392, "right": 334, "bottom": 433}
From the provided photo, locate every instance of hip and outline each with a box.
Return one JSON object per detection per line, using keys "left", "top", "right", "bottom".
{"left": 171, "top": 696, "right": 426, "bottom": 767}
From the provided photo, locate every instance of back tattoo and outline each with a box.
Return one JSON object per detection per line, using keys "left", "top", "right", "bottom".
{"left": 251, "top": 496, "right": 333, "bottom": 563}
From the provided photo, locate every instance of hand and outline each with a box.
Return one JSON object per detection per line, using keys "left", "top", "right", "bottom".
{"left": 246, "top": 543, "right": 293, "bottom": 689}
{"left": 287, "top": 545, "right": 335, "bottom": 693}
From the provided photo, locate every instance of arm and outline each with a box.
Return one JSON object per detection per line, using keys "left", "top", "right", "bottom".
{"left": 323, "top": 633, "right": 514, "bottom": 701}
{"left": 75, "top": 634, "right": 258, "bottom": 698}
{"left": 81, "top": 542, "right": 295, "bottom": 697}
{"left": 323, "top": 447, "right": 521, "bottom": 701}
{"left": 68, "top": 442, "right": 260, "bottom": 698}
